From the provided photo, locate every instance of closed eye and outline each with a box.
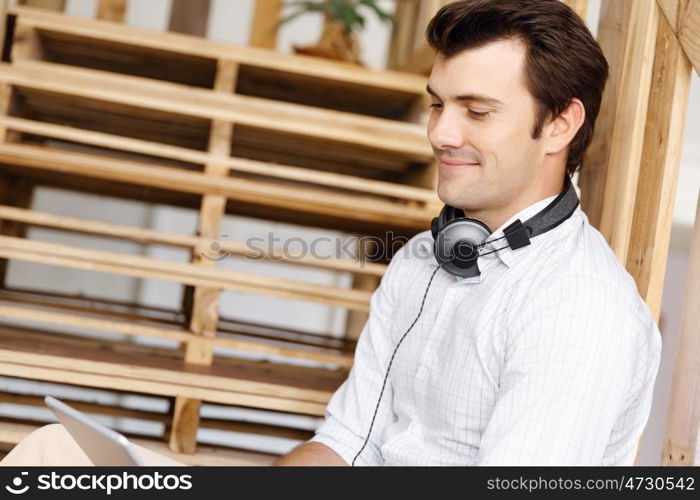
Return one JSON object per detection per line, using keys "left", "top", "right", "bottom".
{"left": 429, "top": 103, "right": 489, "bottom": 119}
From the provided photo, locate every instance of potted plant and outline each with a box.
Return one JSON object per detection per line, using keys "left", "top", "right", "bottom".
{"left": 276, "top": 0, "right": 395, "bottom": 65}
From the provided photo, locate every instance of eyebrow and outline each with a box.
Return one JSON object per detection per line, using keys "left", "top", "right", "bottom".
{"left": 426, "top": 84, "right": 504, "bottom": 107}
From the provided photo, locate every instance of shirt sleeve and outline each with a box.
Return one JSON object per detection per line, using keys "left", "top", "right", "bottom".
{"left": 475, "top": 274, "right": 656, "bottom": 465}
{"left": 308, "top": 255, "right": 404, "bottom": 466}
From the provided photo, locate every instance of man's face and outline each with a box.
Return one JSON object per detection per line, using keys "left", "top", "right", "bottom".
{"left": 427, "top": 38, "right": 547, "bottom": 228}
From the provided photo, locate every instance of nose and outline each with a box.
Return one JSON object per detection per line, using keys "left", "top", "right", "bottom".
{"left": 428, "top": 108, "right": 464, "bottom": 150}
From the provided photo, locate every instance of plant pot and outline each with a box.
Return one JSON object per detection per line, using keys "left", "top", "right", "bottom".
{"left": 293, "top": 14, "right": 363, "bottom": 65}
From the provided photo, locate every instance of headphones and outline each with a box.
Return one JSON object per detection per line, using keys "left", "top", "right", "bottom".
{"left": 431, "top": 173, "right": 580, "bottom": 278}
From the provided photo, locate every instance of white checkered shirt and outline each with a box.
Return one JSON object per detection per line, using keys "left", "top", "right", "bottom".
{"left": 310, "top": 195, "right": 663, "bottom": 465}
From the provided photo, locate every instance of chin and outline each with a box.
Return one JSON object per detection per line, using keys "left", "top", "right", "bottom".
{"left": 437, "top": 184, "right": 478, "bottom": 210}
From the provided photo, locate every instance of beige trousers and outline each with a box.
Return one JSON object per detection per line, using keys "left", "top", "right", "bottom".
{"left": 0, "top": 424, "right": 186, "bottom": 466}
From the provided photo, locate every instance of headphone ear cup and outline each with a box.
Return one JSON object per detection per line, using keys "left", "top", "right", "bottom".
{"left": 431, "top": 216, "right": 440, "bottom": 240}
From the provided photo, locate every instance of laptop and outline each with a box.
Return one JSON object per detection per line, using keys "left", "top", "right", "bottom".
{"left": 44, "top": 395, "right": 145, "bottom": 466}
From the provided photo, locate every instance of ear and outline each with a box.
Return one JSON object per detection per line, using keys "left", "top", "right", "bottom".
{"left": 543, "top": 98, "right": 585, "bottom": 156}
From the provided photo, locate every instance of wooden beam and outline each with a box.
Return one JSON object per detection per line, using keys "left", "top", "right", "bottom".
{"left": 0, "top": 0, "right": 7, "bottom": 60}
{"left": 0, "top": 176, "right": 33, "bottom": 286}
{"left": 656, "top": 0, "right": 680, "bottom": 31}
{"left": 598, "top": 0, "right": 658, "bottom": 261}
{"left": 249, "top": 0, "right": 283, "bottom": 50}
{"left": 387, "top": 0, "right": 421, "bottom": 70}
{"left": 0, "top": 116, "right": 438, "bottom": 204}
{"left": 662, "top": 190, "right": 700, "bottom": 465}
{"left": 0, "top": 235, "right": 373, "bottom": 311}
{"left": 0, "top": 145, "right": 433, "bottom": 230}
{"left": 0, "top": 304, "right": 353, "bottom": 367}
{"left": 562, "top": 0, "right": 588, "bottom": 20}
{"left": 168, "top": 0, "right": 210, "bottom": 38}
{"left": 172, "top": 59, "right": 237, "bottom": 454}
{"left": 16, "top": 0, "right": 64, "bottom": 12}
{"left": 578, "top": 0, "right": 631, "bottom": 228}
{"left": 677, "top": 0, "right": 699, "bottom": 74}
{"left": 96, "top": 0, "right": 126, "bottom": 23}
{"left": 0, "top": 205, "right": 388, "bottom": 276}
{"left": 343, "top": 238, "right": 380, "bottom": 341}
{"left": 626, "top": 7, "right": 692, "bottom": 321}
{"left": 0, "top": 61, "right": 431, "bottom": 161}
{"left": 7, "top": 5, "right": 428, "bottom": 95}
{"left": 657, "top": 0, "right": 700, "bottom": 76}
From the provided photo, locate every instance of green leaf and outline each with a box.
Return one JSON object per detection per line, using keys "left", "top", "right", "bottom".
{"left": 358, "top": 0, "right": 395, "bottom": 26}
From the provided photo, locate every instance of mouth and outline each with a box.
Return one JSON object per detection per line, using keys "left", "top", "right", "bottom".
{"left": 438, "top": 159, "right": 480, "bottom": 169}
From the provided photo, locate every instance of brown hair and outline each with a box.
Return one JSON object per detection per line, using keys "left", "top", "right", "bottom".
{"left": 426, "top": 0, "right": 609, "bottom": 177}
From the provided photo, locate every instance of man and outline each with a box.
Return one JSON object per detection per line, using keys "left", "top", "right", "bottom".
{"left": 0, "top": 0, "right": 661, "bottom": 467}
{"left": 274, "top": 0, "right": 661, "bottom": 465}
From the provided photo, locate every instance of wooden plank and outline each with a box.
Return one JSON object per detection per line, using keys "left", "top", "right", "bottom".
{"left": 597, "top": 0, "right": 658, "bottom": 260}
{"left": 16, "top": 0, "right": 64, "bottom": 12}
{"left": 0, "top": 328, "right": 341, "bottom": 402}
{"left": 579, "top": 0, "right": 631, "bottom": 228}
{"left": 0, "top": 145, "right": 434, "bottom": 229}
{"left": 656, "top": 0, "right": 680, "bottom": 31}
{"left": 96, "top": 0, "right": 126, "bottom": 22}
{"left": 0, "top": 205, "right": 388, "bottom": 276}
{"left": 249, "top": 0, "right": 282, "bottom": 50}
{"left": 168, "top": 0, "right": 210, "bottom": 38}
{"left": 662, "top": 190, "right": 700, "bottom": 465}
{"left": 0, "top": 60, "right": 431, "bottom": 161}
{"left": 0, "top": 0, "right": 7, "bottom": 60}
{"left": 0, "top": 304, "right": 353, "bottom": 367}
{"left": 0, "top": 286, "right": 355, "bottom": 353}
{"left": 0, "top": 235, "right": 373, "bottom": 311}
{"left": 173, "top": 59, "right": 237, "bottom": 454}
{"left": 0, "top": 176, "right": 33, "bottom": 286}
{"left": 677, "top": 0, "right": 699, "bottom": 75}
{"left": 626, "top": 8, "right": 692, "bottom": 321}
{"left": 562, "top": 0, "right": 588, "bottom": 20}
{"left": 0, "top": 116, "right": 438, "bottom": 203}
{"left": 387, "top": 0, "right": 421, "bottom": 70}
{"left": 343, "top": 238, "right": 380, "bottom": 342}
{"left": 8, "top": 5, "right": 428, "bottom": 95}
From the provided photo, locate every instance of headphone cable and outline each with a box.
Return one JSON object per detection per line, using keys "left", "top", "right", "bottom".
{"left": 351, "top": 262, "right": 443, "bottom": 466}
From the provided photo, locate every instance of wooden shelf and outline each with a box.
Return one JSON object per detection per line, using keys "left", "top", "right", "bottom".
{"left": 0, "top": 4, "right": 440, "bottom": 462}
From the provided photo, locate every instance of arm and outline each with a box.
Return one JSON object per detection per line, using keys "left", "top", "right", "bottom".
{"left": 272, "top": 442, "right": 348, "bottom": 466}
{"left": 476, "top": 275, "right": 661, "bottom": 465}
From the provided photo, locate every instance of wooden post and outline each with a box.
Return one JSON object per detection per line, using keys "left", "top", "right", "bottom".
{"left": 97, "top": 0, "right": 126, "bottom": 23}
{"left": 169, "top": 59, "right": 238, "bottom": 454}
{"left": 168, "top": 0, "right": 211, "bottom": 37}
{"left": 662, "top": 190, "right": 700, "bottom": 465}
{"left": 562, "top": 0, "right": 588, "bottom": 20}
{"left": 1, "top": 0, "right": 7, "bottom": 57}
{"left": 343, "top": 238, "right": 380, "bottom": 341}
{"left": 626, "top": 4, "right": 692, "bottom": 321}
{"left": 386, "top": 0, "right": 421, "bottom": 70}
{"left": 579, "top": 0, "right": 631, "bottom": 228}
{"left": 249, "top": 0, "right": 283, "bottom": 49}
{"left": 597, "top": 0, "right": 658, "bottom": 261}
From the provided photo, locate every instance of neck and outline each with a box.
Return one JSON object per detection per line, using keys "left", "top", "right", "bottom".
{"left": 466, "top": 175, "right": 566, "bottom": 232}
